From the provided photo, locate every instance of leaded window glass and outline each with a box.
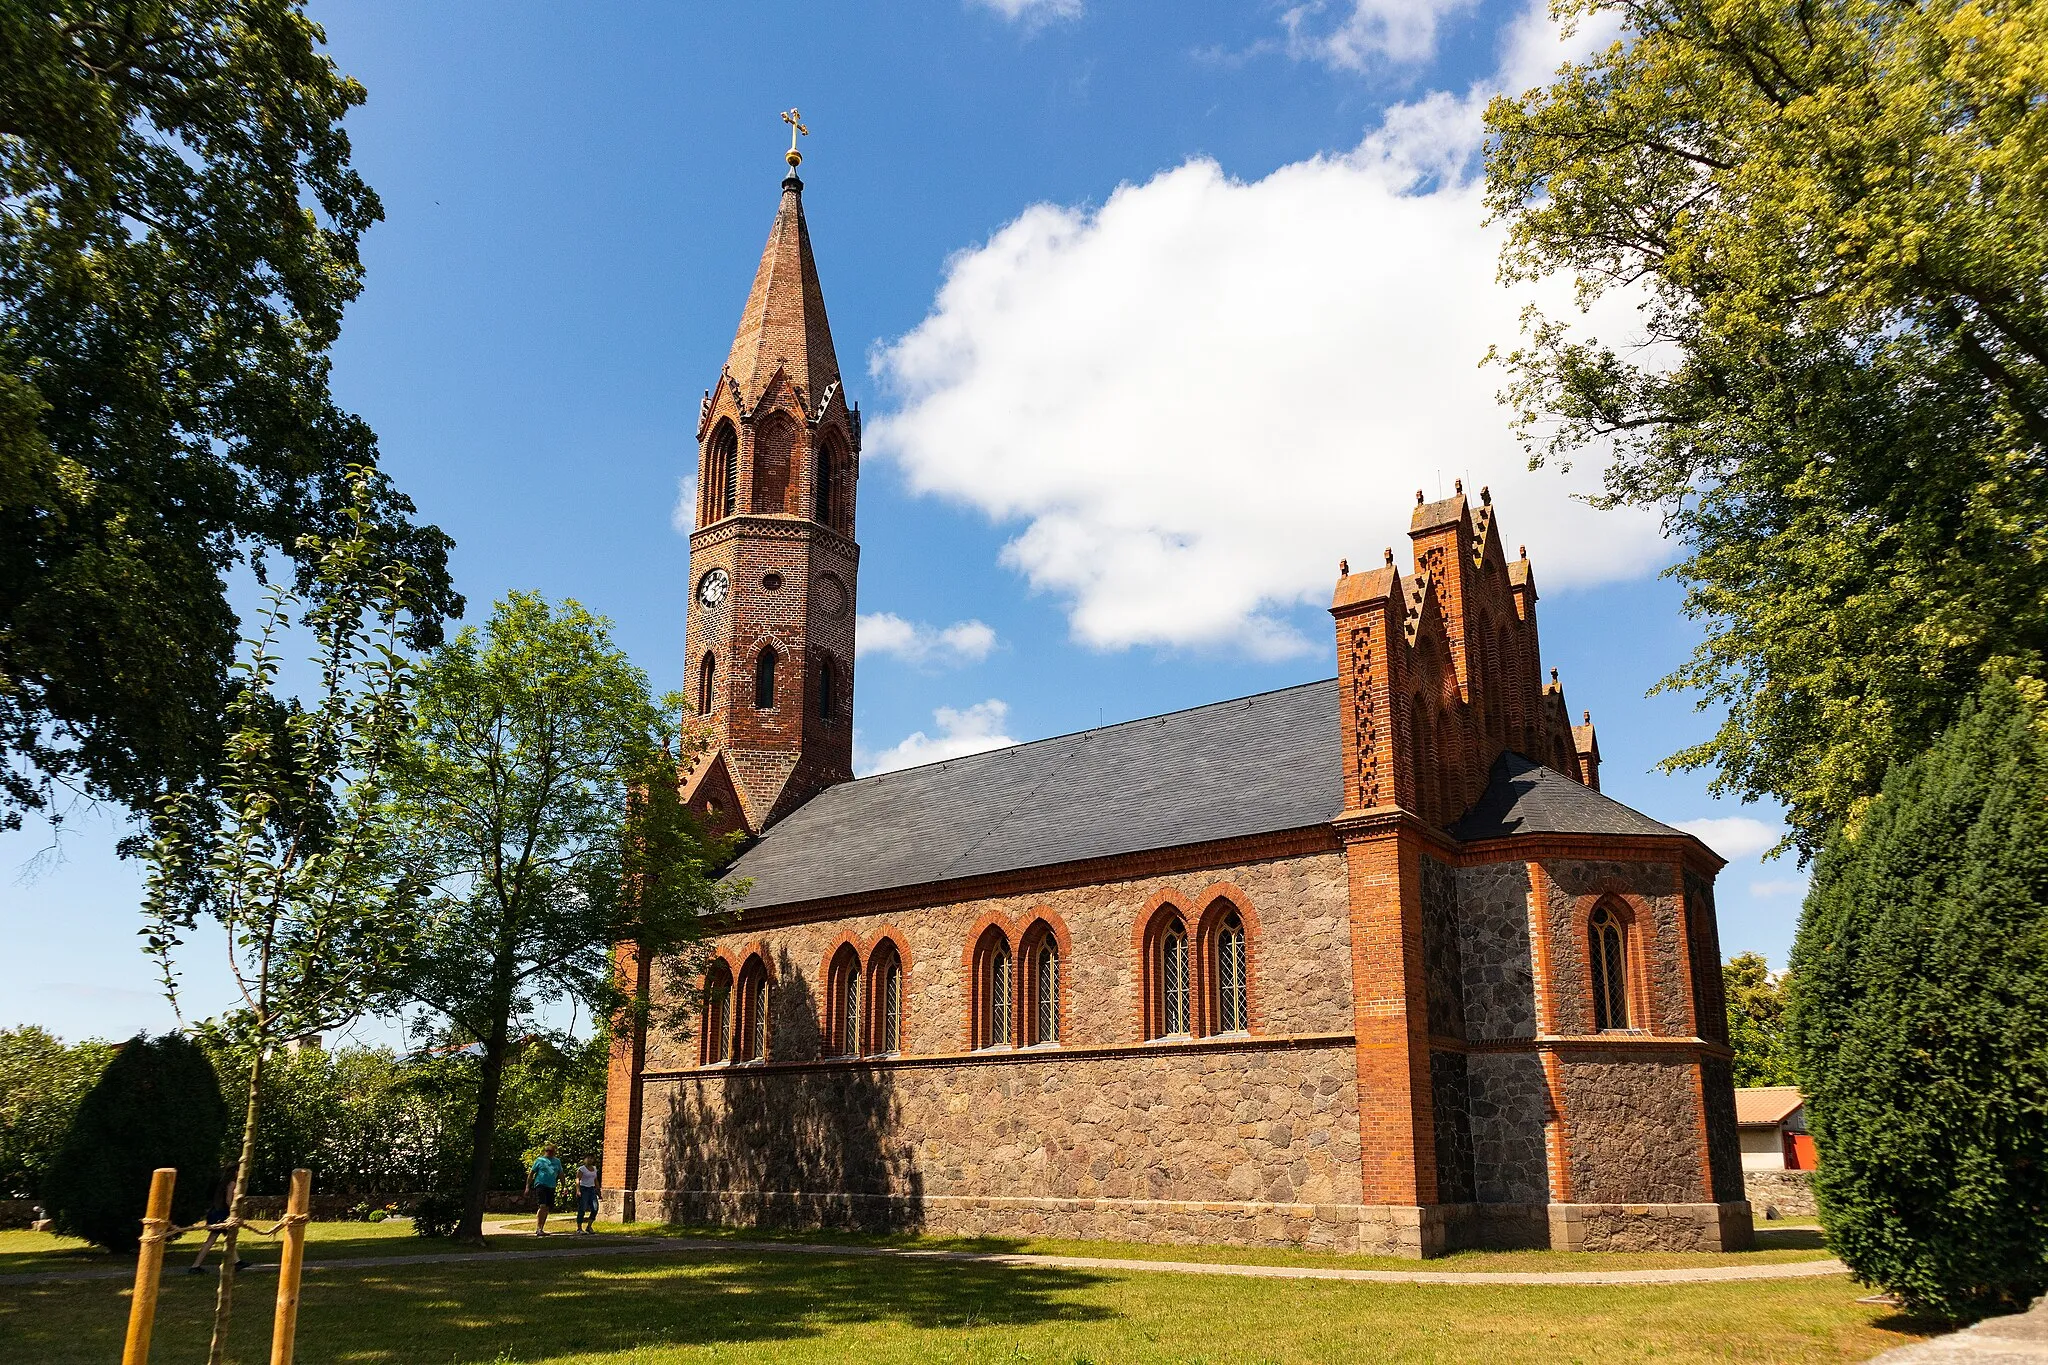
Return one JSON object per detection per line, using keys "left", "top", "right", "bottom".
{"left": 1034, "top": 941, "right": 1060, "bottom": 1043}
{"left": 1590, "top": 905, "right": 1629, "bottom": 1030}
{"left": 1216, "top": 913, "right": 1248, "bottom": 1033}
{"left": 1161, "top": 921, "right": 1190, "bottom": 1035}
{"left": 988, "top": 945, "right": 1011, "bottom": 1046}
{"left": 875, "top": 952, "right": 902, "bottom": 1053}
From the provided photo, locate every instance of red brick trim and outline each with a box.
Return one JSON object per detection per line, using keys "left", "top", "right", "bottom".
{"left": 1134, "top": 892, "right": 1193, "bottom": 1040}
{"left": 819, "top": 935, "right": 864, "bottom": 1058}
{"left": 1667, "top": 862, "right": 1704, "bottom": 1039}
{"left": 601, "top": 941, "right": 649, "bottom": 1191}
{"left": 964, "top": 917, "right": 1017, "bottom": 1051}
{"left": 863, "top": 927, "right": 913, "bottom": 1057}
{"left": 733, "top": 951, "right": 772, "bottom": 1063}
{"left": 1540, "top": 1047, "right": 1574, "bottom": 1202}
{"left": 1193, "top": 883, "right": 1260, "bottom": 1035}
{"left": 698, "top": 952, "right": 739, "bottom": 1066}
{"left": 1016, "top": 908, "right": 1072, "bottom": 1046}
{"left": 1576, "top": 893, "right": 1652, "bottom": 1035}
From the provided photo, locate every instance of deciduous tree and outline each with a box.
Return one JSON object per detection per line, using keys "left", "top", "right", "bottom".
{"left": 1723, "top": 952, "right": 1798, "bottom": 1087}
{"left": 0, "top": 0, "right": 458, "bottom": 834}
{"left": 389, "top": 593, "right": 736, "bottom": 1239}
{"left": 1484, "top": 0, "right": 2048, "bottom": 853}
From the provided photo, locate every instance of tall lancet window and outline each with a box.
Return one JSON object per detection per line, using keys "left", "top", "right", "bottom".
{"left": 1032, "top": 939, "right": 1060, "bottom": 1044}
{"left": 815, "top": 442, "right": 834, "bottom": 525}
{"left": 1161, "top": 918, "right": 1190, "bottom": 1036}
{"left": 735, "top": 958, "right": 769, "bottom": 1062}
{"left": 707, "top": 421, "right": 738, "bottom": 524}
{"left": 869, "top": 942, "right": 903, "bottom": 1054}
{"left": 697, "top": 652, "right": 716, "bottom": 717}
{"left": 828, "top": 946, "right": 861, "bottom": 1057}
{"left": 1589, "top": 904, "right": 1630, "bottom": 1031}
{"left": 1214, "top": 910, "right": 1248, "bottom": 1034}
{"left": 754, "top": 646, "right": 778, "bottom": 709}
{"left": 989, "top": 943, "right": 1011, "bottom": 1045}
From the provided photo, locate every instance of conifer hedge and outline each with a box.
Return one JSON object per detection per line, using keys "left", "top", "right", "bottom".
{"left": 43, "top": 1032, "right": 228, "bottom": 1252}
{"left": 1789, "top": 678, "right": 2048, "bottom": 1318}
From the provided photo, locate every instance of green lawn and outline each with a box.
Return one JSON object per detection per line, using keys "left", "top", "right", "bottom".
{"left": 0, "top": 1219, "right": 448, "bottom": 1280}
{"left": 0, "top": 1243, "right": 1932, "bottom": 1364}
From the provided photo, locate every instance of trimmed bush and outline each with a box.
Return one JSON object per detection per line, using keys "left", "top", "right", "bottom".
{"left": 410, "top": 1190, "right": 461, "bottom": 1238}
{"left": 1790, "top": 677, "right": 2048, "bottom": 1318}
{"left": 43, "top": 1032, "right": 229, "bottom": 1252}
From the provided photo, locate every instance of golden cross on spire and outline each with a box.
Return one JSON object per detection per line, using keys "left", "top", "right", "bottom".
{"left": 781, "top": 108, "right": 808, "bottom": 169}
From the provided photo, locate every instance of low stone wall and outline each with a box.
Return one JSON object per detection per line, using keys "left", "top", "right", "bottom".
{"left": 0, "top": 1199, "right": 43, "bottom": 1229}
{"left": 235, "top": 1191, "right": 536, "bottom": 1221}
{"left": 1744, "top": 1168, "right": 1818, "bottom": 1217}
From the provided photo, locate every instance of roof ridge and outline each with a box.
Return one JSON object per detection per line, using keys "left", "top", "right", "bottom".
{"left": 846, "top": 677, "right": 1340, "bottom": 784}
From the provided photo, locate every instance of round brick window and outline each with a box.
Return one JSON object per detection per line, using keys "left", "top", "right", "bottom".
{"left": 762, "top": 571, "right": 784, "bottom": 592}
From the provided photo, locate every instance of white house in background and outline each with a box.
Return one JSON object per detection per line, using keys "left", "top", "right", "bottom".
{"left": 1735, "top": 1086, "right": 1815, "bottom": 1170}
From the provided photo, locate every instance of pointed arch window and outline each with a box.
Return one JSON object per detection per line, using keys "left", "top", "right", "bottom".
{"left": 734, "top": 958, "right": 769, "bottom": 1062}
{"left": 1589, "top": 904, "right": 1630, "bottom": 1031}
{"left": 701, "top": 961, "right": 733, "bottom": 1065}
{"left": 972, "top": 928, "right": 1012, "bottom": 1049}
{"left": 1030, "top": 937, "right": 1060, "bottom": 1044}
{"left": 1160, "top": 918, "right": 1190, "bottom": 1036}
{"left": 827, "top": 945, "right": 862, "bottom": 1058}
{"left": 1214, "top": 910, "right": 1248, "bottom": 1034}
{"left": 754, "top": 646, "right": 778, "bottom": 709}
{"left": 868, "top": 942, "right": 903, "bottom": 1055}
{"left": 706, "top": 421, "right": 738, "bottom": 524}
{"left": 697, "top": 652, "right": 716, "bottom": 717}
{"left": 815, "top": 441, "right": 835, "bottom": 526}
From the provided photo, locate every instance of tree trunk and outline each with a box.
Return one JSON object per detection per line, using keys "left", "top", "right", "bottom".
{"left": 456, "top": 1009, "right": 512, "bottom": 1241}
{"left": 206, "top": 1045, "right": 264, "bottom": 1365}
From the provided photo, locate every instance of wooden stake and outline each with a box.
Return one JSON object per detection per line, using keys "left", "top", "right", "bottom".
{"left": 267, "top": 1168, "right": 312, "bottom": 1365}
{"left": 121, "top": 1167, "right": 177, "bottom": 1365}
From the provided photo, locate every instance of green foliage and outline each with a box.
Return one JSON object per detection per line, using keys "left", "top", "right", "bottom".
{"left": 0, "top": 0, "right": 459, "bottom": 833}
{"left": 1723, "top": 953, "right": 1799, "bottom": 1087}
{"left": 1483, "top": 0, "right": 2048, "bottom": 854}
{"left": 407, "top": 1190, "right": 460, "bottom": 1238}
{"left": 0, "top": 1027, "right": 114, "bottom": 1200}
{"left": 42, "top": 1033, "right": 227, "bottom": 1252}
{"left": 1789, "top": 678, "right": 2048, "bottom": 1317}
{"left": 390, "top": 592, "right": 737, "bottom": 1234}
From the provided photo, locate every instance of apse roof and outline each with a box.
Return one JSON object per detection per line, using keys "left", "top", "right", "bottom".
{"left": 724, "top": 681, "right": 1693, "bottom": 912}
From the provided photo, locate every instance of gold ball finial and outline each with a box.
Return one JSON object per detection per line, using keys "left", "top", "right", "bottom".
{"left": 781, "top": 108, "right": 809, "bottom": 172}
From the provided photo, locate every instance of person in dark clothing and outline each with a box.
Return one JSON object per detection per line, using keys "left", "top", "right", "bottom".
{"left": 187, "top": 1164, "right": 248, "bottom": 1274}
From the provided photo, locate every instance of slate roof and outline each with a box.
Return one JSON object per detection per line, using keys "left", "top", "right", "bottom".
{"left": 724, "top": 680, "right": 1344, "bottom": 910}
{"left": 1451, "top": 751, "right": 1689, "bottom": 842}
{"left": 725, "top": 683, "right": 1694, "bottom": 912}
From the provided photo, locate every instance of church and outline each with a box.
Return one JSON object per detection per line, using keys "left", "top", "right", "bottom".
{"left": 599, "top": 145, "right": 1752, "bottom": 1258}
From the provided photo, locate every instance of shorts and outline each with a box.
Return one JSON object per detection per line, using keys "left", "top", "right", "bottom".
{"left": 534, "top": 1186, "right": 557, "bottom": 1211}
{"left": 206, "top": 1205, "right": 230, "bottom": 1229}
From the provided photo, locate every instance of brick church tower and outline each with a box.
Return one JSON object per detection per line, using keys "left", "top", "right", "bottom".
{"left": 680, "top": 146, "right": 860, "bottom": 834}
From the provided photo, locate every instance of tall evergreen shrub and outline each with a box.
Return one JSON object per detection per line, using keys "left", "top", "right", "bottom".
{"left": 1790, "top": 678, "right": 2048, "bottom": 1318}
{"left": 44, "top": 1032, "right": 228, "bottom": 1252}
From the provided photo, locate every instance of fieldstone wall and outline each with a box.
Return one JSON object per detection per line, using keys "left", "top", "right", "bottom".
{"left": 636, "top": 1037, "right": 1374, "bottom": 1250}
{"left": 1744, "top": 1168, "right": 1818, "bottom": 1217}
{"left": 1560, "top": 1051, "right": 1708, "bottom": 1204}
{"left": 1699, "top": 1055, "right": 1748, "bottom": 1203}
{"left": 1467, "top": 1051, "right": 1550, "bottom": 1204}
{"left": 1453, "top": 861, "right": 1536, "bottom": 1040}
{"left": 1429, "top": 1050, "right": 1476, "bottom": 1204}
{"left": 1419, "top": 854, "right": 1465, "bottom": 1040}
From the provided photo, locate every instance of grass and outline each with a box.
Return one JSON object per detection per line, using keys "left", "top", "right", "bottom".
{"left": 0, "top": 1218, "right": 455, "bottom": 1280}
{"left": 0, "top": 1241, "right": 1932, "bottom": 1364}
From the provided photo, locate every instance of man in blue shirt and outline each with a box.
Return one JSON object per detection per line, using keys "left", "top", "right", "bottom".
{"left": 525, "top": 1144, "right": 564, "bottom": 1236}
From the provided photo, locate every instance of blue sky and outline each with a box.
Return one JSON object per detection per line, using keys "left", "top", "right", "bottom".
{"left": 0, "top": 0, "right": 1807, "bottom": 1045}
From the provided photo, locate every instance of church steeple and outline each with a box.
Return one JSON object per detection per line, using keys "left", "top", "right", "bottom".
{"left": 723, "top": 170, "right": 841, "bottom": 414}
{"left": 682, "top": 137, "right": 860, "bottom": 835}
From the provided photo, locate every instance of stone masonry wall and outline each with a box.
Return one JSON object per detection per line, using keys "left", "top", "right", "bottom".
{"left": 1559, "top": 1051, "right": 1707, "bottom": 1204}
{"left": 630, "top": 849, "right": 1373, "bottom": 1247}
{"left": 1466, "top": 1051, "right": 1549, "bottom": 1204}
{"left": 1454, "top": 860, "right": 1537, "bottom": 1040}
{"left": 1541, "top": 858, "right": 1688, "bottom": 1036}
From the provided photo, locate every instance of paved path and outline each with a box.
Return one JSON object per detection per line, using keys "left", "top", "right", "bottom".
{"left": 1871, "top": 1297, "right": 2048, "bottom": 1363}
{"left": 0, "top": 1225, "right": 1849, "bottom": 1290}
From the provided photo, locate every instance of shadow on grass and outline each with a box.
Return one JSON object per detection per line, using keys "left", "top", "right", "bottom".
{"left": 1753, "top": 1226, "right": 1828, "bottom": 1252}
{"left": 5, "top": 1246, "right": 1115, "bottom": 1364}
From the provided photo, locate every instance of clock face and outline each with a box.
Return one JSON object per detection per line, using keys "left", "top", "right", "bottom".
{"left": 696, "top": 568, "right": 730, "bottom": 609}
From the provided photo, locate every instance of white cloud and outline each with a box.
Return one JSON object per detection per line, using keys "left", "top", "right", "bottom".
{"left": 857, "top": 612, "right": 998, "bottom": 667}
{"left": 1283, "top": 0, "right": 1479, "bottom": 68}
{"left": 669, "top": 475, "right": 697, "bottom": 535}
{"left": 859, "top": 699, "right": 1017, "bottom": 775}
{"left": 970, "top": 0, "right": 1081, "bottom": 23}
{"left": 1749, "top": 877, "right": 1810, "bottom": 899}
{"left": 1678, "top": 817, "right": 1784, "bottom": 861}
{"left": 869, "top": 0, "right": 1652, "bottom": 660}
